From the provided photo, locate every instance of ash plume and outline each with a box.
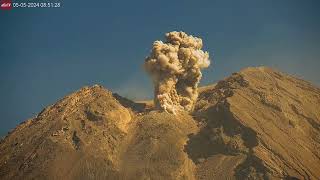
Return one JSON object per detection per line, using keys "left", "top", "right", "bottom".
{"left": 144, "top": 31, "right": 211, "bottom": 113}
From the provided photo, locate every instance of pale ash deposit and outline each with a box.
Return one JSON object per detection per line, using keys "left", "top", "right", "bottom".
{"left": 144, "top": 31, "right": 211, "bottom": 113}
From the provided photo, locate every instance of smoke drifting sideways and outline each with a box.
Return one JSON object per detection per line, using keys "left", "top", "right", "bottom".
{"left": 144, "top": 31, "right": 211, "bottom": 114}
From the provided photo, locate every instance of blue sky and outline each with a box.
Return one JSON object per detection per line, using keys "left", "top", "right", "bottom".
{"left": 0, "top": 0, "right": 319, "bottom": 136}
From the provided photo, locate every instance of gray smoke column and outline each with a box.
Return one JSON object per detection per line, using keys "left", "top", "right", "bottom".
{"left": 144, "top": 31, "right": 211, "bottom": 113}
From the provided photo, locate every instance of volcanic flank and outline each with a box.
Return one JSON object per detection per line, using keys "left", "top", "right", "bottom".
{"left": 0, "top": 67, "right": 319, "bottom": 180}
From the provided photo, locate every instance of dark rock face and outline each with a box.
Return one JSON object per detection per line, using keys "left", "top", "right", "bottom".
{"left": 0, "top": 67, "right": 319, "bottom": 180}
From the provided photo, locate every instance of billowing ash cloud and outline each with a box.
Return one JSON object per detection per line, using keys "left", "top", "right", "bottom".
{"left": 144, "top": 31, "right": 211, "bottom": 113}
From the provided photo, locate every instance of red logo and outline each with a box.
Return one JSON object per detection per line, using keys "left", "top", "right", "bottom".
{"left": 0, "top": 0, "right": 12, "bottom": 10}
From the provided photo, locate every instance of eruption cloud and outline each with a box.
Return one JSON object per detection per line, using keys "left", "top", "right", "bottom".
{"left": 144, "top": 31, "right": 211, "bottom": 113}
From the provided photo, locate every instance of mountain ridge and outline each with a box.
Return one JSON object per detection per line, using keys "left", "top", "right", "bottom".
{"left": 0, "top": 66, "right": 319, "bottom": 180}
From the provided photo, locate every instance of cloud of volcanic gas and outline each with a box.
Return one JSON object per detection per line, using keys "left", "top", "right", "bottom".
{"left": 144, "top": 31, "right": 211, "bottom": 113}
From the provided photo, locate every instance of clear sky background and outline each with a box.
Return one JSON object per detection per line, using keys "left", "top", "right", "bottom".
{"left": 0, "top": 0, "right": 319, "bottom": 136}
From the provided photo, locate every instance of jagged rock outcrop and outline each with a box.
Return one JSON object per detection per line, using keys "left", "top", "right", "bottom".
{"left": 0, "top": 67, "right": 319, "bottom": 180}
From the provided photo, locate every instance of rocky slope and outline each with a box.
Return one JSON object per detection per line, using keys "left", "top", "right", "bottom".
{"left": 0, "top": 67, "right": 319, "bottom": 180}
{"left": 193, "top": 67, "right": 320, "bottom": 179}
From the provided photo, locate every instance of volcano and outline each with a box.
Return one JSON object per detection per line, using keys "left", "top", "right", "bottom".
{"left": 0, "top": 67, "right": 319, "bottom": 180}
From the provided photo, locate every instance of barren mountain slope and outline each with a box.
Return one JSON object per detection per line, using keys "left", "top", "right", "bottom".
{"left": 0, "top": 85, "right": 132, "bottom": 179}
{"left": 0, "top": 67, "right": 319, "bottom": 180}
{"left": 0, "top": 85, "right": 198, "bottom": 180}
{"left": 192, "top": 67, "right": 320, "bottom": 179}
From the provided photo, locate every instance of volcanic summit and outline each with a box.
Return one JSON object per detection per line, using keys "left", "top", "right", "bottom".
{"left": 0, "top": 67, "right": 319, "bottom": 180}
